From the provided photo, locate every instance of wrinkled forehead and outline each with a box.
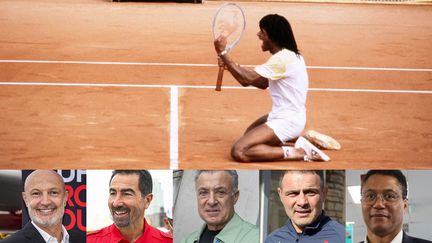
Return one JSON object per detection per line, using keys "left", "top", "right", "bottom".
{"left": 362, "top": 174, "right": 402, "bottom": 193}
{"left": 196, "top": 171, "right": 233, "bottom": 190}
{"left": 110, "top": 173, "right": 140, "bottom": 190}
{"left": 25, "top": 170, "right": 65, "bottom": 191}
{"left": 280, "top": 171, "right": 321, "bottom": 191}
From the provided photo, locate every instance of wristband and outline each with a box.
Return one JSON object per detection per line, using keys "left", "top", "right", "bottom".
{"left": 218, "top": 49, "right": 228, "bottom": 57}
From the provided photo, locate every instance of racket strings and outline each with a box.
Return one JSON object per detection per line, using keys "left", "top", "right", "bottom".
{"left": 217, "top": 12, "right": 241, "bottom": 38}
{"left": 212, "top": 3, "right": 245, "bottom": 92}
{"left": 212, "top": 4, "right": 246, "bottom": 50}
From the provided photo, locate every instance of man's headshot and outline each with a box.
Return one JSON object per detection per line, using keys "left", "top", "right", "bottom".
{"left": 24, "top": 170, "right": 69, "bottom": 233}
{"left": 278, "top": 170, "right": 326, "bottom": 231}
{"left": 264, "top": 170, "right": 345, "bottom": 243}
{"left": 1, "top": 170, "right": 71, "bottom": 243}
{"left": 346, "top": 170, "right": 432, "bottom": 243}
{"left": 195, "top": 170, "right": 239, "bottom": 231}
{"left": 87, "top": 170, "right": 172, "bottom": 243}
{"left": 108, "top": 170, "right": 153, "bottom": 229}
{"left": 361, "top": 170, "right": 408, "bottom": 242}
{"left": 174, "top": 170, "right": 259, "bottom": 243}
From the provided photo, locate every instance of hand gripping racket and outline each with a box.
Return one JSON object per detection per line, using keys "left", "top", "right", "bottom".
{"left": 212, "top": 3, "right": 246, "bottom": 91}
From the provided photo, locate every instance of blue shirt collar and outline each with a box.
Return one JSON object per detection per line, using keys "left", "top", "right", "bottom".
{"left": 286, "top": 211, "right": 330, "bottom": 236}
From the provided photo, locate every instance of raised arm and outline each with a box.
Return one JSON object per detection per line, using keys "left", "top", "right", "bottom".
{"left": 214, "top": 36, "right": 268, "bottom": 90}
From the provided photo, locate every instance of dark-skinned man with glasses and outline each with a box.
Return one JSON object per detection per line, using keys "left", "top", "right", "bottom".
{"left": 360, "top": 170, "right": 432, "bottom": 243}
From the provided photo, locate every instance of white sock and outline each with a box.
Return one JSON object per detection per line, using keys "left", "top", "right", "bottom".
{"left": 282, "top": 146, "right": 296, "bottom": 159}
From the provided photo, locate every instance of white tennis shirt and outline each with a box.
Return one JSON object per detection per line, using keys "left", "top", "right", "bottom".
{"left": 254, "top": 48, "right": 308, "bottom": 121}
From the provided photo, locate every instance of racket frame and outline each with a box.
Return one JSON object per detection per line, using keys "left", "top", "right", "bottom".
{"left": 212, "top": 3, "right": 246, "bottom": 91}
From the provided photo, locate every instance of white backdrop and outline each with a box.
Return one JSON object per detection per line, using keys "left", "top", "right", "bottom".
{"left": 87, "top": 170, "right": 173, "bottom": 232}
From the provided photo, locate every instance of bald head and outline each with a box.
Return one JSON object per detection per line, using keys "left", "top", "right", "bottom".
{"left": 24, "top": 170, "right": 66, "bottom": 192}
{"left": 22, "top": 170, "right": 68, "bottom": 233}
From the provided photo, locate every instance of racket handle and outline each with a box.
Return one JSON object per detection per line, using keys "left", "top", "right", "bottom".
{"left": 215, "top": 66, "right": 224, "bottom": 91}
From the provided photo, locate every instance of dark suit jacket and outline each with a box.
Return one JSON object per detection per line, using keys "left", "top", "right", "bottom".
{"left": 402, "top": 232, "right": 432, "bottom": 243}
{"left": 1, "top": 222, "right": 45, "bottom": 243}
{"left": 2, "top": 222, "right": 73, "bottom": 243}
{"left": 359, "top": 232, "right": 432, "bottom": 243}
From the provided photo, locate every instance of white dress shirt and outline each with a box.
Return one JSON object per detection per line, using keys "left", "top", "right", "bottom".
{"left": 31, "top": 221, "right": 70, "bottom": 243}
{"left": 365, "top": 229, "right": 403, "bottom": 243}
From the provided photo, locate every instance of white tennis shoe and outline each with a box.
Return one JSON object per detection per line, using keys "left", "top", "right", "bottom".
{"left": 304, "top": 130, "right": 341, "bottom": 150}
{"left": 295, "top": 136, "right": 330, "bottom": 162}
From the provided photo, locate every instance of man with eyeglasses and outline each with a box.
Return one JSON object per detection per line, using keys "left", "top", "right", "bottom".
{"left": 181, "top": 170, "right": 259, "bottom": 243}
{"left": 265, "top": 170, "right": 345, "bottom": 243}
{"left": 360, "top": 170, "right": 432, "bottom": 243}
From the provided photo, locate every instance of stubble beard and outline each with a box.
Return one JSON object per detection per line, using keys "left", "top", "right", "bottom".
{"left": 29, "top": 206, "right": 64, "bottom": 229}
{"left": 112, "top": 207, "right": 132, "bottom": 228}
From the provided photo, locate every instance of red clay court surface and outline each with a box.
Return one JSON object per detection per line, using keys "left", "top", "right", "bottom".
{"left": 0, "top": 0, "right": 431, "bottom": 169}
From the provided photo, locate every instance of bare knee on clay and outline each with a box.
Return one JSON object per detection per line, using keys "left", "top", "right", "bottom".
{"left": 231, "top": 142, "right": 249, "bottom": 162}
{"left": 232, "top": 124, "right": 283, "bottom": 162}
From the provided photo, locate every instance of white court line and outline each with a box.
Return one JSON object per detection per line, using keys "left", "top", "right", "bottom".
{"left": 1, "top": 82, "right": 431, "bottom": 94}
{"left": 308, "top": 88, "right": 432, "bottom": 94}
{"left": 170, "top": 86, "right": 179, "bottom": 170}
{"left": 0, "top": 81, "right": 250, "bottom": 90}
{"left": 1, "top": 59, "right": 432, "bottom": 72}
{"left": 1, "top": 81, "right": 430, "bottom": 167}
{"left": 307, "top": 66, "right": 432, "bottom": 72}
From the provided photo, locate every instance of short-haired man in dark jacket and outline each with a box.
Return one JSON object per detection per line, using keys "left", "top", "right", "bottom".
{"left": 265, "top": 170, "right": 344, "bottom": 243}
{"left": 360, "top": 170, "right": 432, "bottom": 243}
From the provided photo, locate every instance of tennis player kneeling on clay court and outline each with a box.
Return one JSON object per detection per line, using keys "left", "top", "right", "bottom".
{"left": 214, "top": 14, "right": 339, "bottom": 162}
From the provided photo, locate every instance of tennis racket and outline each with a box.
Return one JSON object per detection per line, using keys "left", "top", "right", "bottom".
{"left": 212, "top": 3, "right": 246, "bottom": 91}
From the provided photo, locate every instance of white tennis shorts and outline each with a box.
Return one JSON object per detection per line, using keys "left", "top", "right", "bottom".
{"left": 265, "top": 113, "right": 306, "bottom": 143}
